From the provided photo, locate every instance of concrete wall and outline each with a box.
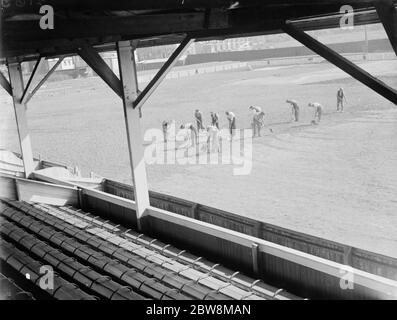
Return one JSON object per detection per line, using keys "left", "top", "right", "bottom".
{"left": 137, "top": 51, "right": 395, "bottom": 83}
{"left": 185, "top": 38, "right": 394, "bottom": 65}
{"left": 249, "top": 52, "right": 396, "bottom": 68}
{"left": 138, "top": 62, "right": 248, "bottom": 83}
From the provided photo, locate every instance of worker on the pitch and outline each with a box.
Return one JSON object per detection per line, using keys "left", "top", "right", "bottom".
{"left": 210, "top": 112, "right": 220, "bottom": 129}
{"left": 249, "top": 106, "right": 264, "bottom": 137}
{"left": 195, "top": 109, "right": 205, "bottom": 131}
{"left": 162, "top": 121, "right": 169, "bottom": 143}
{"left": 336, "top": 87, "right": 347, "bottom": 112}
{"left": 249, "top": 105, "right": 262, "bottom": 113}
{"left": 253, "top": 112, "right": 266, "bottom": 137}
{"left": 286, "top": 99, "right": 300, "bottom": 122}
{"left": 225, "top": 111, "right": 236, "bottom": 137}
{"left": 180, "top": 123, "right": 198, "bottom": 145}
{"left": 308, "top": 102, "right": 323, "bottom": 125}
{"left": 162, "top": 120, "right": 170, "bottom": 143}
{"left": 162, "top": 120, "right": 175, "bottom": 143}
{"left": 206, "top": 125, "right": 220, "bottom": 153}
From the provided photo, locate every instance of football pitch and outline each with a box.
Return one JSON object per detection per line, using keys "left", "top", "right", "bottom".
{"left": 1, "top": 59, "right": 397, "bottom": 257}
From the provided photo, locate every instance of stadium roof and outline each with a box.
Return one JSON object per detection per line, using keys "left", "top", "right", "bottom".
{"left": 1, "top": 0, "right": 394, "bottom": 63}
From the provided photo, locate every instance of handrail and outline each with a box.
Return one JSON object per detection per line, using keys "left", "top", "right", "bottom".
{"left": 32, "top": 171, "right": 135, "bottom": 210}
{"left": 148, "top": 206, "right": 397, "bottom": 298}
{"left": 81, "top": 188, "right": 136, "bottom": 210}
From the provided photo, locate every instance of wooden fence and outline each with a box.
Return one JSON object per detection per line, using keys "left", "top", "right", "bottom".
{"left": 103, "top": 179, "right": 397, "bottom": 282}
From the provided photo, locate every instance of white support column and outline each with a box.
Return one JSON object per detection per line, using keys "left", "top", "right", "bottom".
{"left": 116, "top": 41, "right": 150, "bottom": 229}
{"left": 7, "top": 60, "right": 35, "bottom": 178}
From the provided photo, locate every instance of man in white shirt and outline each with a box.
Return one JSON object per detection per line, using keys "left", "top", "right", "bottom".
{"left": 253, "top": 112, "right": 266, "bottom": 137}
{"left": 210, "top": 112, "right": 220, "bottom": 129}
{"left": 336, "top": 88, "right": 347, "bottom": 112}
{"left": 286, "top": 99, "right": 300, "bottom": 122}
{"left": 162, "top": 120, "right": 170, "bottom": 143}
{"left": 308, "top": 102, "right": 323, "bottom": 124}
{"left": 225, "top": 111, "right": 236, "bottom": 137}
{"left": 162, "top": 120, "right": 176, "bottom": 144}
{"left": 249, "top": 106, "right": 265, "bottom": 137}
{"left": 195, "top": 109, "right": 204, "bottom": 131}
{"left": 180, "top": 123, "right": 198, "bottom": 145}
{"left": 206, "top": 125, "right": 220, "bottom": 153}
{"left": 249, "top": 106, "right": 262, "bottom": 114}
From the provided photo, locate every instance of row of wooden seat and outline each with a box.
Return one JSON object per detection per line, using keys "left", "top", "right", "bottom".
{"left": 0, "top": 214, "right": 198, "bottom": 300}
{"left": 0, "top": 273, "right": 34, "bottom": 300}
{"left": 0, "top": 240, "right": 96, "bottom": 300}
{"left": 44, "top": 204, "right": 300, "bottom": 300}
{"left": 1, "top": 201, "right": 233, "bottom": 299}
{"left": 17, "top": 201, "right": 268, "bottom": 299}
{"left": 0, "top": 199, "right": 300, "bottom": 300}
{"left": 0, "top": 215, "right": 149, "bottom": 300}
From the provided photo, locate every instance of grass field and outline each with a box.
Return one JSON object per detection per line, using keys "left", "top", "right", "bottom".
{"left": 1, "top": 59, "right": 397, "bottom": 257}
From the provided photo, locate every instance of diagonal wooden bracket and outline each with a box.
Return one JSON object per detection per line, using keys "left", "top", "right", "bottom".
{"left": 21, "top": 56, "right": 46, "bottom": 104}
{"left": 282, "top": 22, "right": 397, "bottom": 105}
{"left": 77, "top": 38, "right": 193, "bottom": 112}
{"left": 77, "top": 44, "right": 123, "bottom": 98}
{"left": 22, "top": 56, "right": 66, "bottom": 105}
{"left": 375, "top": 0, "right": 397, "bottom": 56}
{"left": 133, "top": 36, "right": 195, "bottom": 110}
{"left": 0, "top": 70, "right": 12, "bottom": 96}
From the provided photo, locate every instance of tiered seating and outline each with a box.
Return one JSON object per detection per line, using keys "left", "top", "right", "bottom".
{"left": 0, "top": 241, "right": 96, "bottom": 300}
{"left": 0, "top": 199, "right": 301, "bottom": 300}
{"left": 0, "top": 273, "right": 34, "bottom": 300}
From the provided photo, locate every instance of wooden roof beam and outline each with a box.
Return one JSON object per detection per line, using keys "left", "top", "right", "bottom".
{"left": 282, "top": 22, "right": 397, "bottom": 105}
{"left": 21, "top": 57, "right": 46, "bottom": 104}
{"left": 375, "top": 0, "right": 397, "bottom": 56}
{"left": 22, "top": 56, "right": 66, "bottom": 105}
{"left": 1, "top": 0, "right": 378, "bottom": 14}
{"left": 3, "top": 12, "right": 209, "bottom": 43}
{"left": 77, "top": 44, "right": 123, "bottom": 98}
{"left": 133, "top": 36, "right": 195, "bottom": 110}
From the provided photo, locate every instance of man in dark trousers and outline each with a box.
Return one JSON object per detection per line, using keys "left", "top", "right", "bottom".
{"left": 210, "top": 112, "right": 220, "bottom": 129}
{"left": 162, "top": 120, "right": 169, "bottom": 143}
{"left": 308, "top": 102, "right": 323, "bottom": 124}
{"left": 195, "top": 109, "right": 205, "bottom": 131}
{"left": 180, "top": 123, "right": 198, "bottom": 145}
{"left": 336, "top": 88, "right": 347, "bottom": 112}
{"left": 286, "top": 99, "right": 300, "bottom": 122}
{"left": 225, "top": 111, "right": 236, "bottom": 137}
{"left": 162, "top": 120, "right": 175, "bottom": 143}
